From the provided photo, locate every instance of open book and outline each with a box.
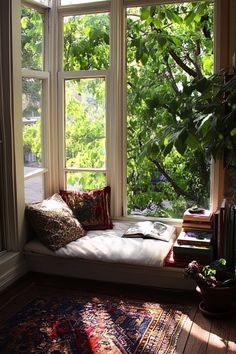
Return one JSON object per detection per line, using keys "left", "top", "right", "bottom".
{"left": 122, "top": 221, "right": 176, "bottom": 242}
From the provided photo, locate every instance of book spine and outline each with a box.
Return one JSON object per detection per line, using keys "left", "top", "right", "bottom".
{"left": 182, "top": 223, "right": 212, "bottom": 230}
{"left": 183, "top": 215, "right": 212, "bottom": 222}
{"left": 177, "top": 239, "right": 211, "bottom": 246}
{"left": 212, "top": 210, "right": 219, "bottom": 259}
{"left": 218, "top": 198, "right": 226, "bottom": 257}
{"left": 173, "top": 246, "right": 212, "bottom": 256}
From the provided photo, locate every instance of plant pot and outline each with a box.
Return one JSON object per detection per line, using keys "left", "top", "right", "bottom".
{"left": 196, "top": 284, "right": 236, "bottom": 316}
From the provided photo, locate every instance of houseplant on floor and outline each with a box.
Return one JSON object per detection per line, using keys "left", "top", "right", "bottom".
{"left": 184, "top": 258, "right": 236, "bottom": 316}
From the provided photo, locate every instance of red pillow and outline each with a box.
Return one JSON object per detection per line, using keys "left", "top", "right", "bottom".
{"left": 60, "top": 186, "right": 113, "bottom": 230}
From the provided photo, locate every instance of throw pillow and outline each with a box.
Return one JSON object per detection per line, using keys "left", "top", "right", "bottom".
{"left": 60, "top": 186, "right": 113, "bottom": 230}
{"left": 25, "top": 193, "right": 86, "bottom": 251}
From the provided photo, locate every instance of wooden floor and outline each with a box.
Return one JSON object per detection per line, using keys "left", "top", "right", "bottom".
{"left": 0, "top": 272, "right": 236, "bottom": 353}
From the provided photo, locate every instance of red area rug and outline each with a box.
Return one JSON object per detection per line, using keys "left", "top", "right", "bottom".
{"left": 0, "top": 291, "right": 190, "bottom": 353}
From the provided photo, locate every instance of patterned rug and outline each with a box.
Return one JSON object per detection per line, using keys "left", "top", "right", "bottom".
{"left": 0, "top": 291, "right": 190, "bottom": 354}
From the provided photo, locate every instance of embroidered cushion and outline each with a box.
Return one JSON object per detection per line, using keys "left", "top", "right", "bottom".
{"left": 25, "top": 193, "right": 86, "bottom": 251}
{"left": 60, "top": 186, "right": 113, "bottom": 230}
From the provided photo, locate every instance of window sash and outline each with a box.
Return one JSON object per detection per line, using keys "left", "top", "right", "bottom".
{"left": 21, "top": 2, "right": 50, "bottom": 202}
{"left": 58, "top": 70, "right": 110, "bottom": 190}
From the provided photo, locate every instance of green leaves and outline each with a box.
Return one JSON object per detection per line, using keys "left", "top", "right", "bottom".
{"left": 165, "top": 9, "right": 182, "bottom": 24}
{"left": 63, "top": 13, "right": 110, "bottom": 71}
{"left": 184, "top": 11, "right": 196, "bottom": 26}
{"left": 156, "top": 33, "right": 167, "bottom": 48}
{"left": 135, "top": 38, "right": 149, "bottom": 64}
{"left": 186, "top": 133, "right": 199, "bottom": 149}
{"left": 140, "top": 7, "right": 150, "bottom": 21}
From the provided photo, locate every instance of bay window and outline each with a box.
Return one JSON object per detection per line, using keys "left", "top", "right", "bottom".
{"left": 16, "top": 0, "right": 227, "bottom": 224}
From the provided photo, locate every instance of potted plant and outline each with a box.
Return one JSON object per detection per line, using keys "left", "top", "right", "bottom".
{"left": 184, "top": 258, "right": 236, "bottom": 316}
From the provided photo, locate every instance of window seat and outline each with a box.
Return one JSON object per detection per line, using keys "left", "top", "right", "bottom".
{"left": 24, "top": 221, "right": 194, "bottom": 290}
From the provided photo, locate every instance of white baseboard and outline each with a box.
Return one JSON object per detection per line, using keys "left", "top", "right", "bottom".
{"left": 0, "top": 252, "right": 28, "bottom": 293}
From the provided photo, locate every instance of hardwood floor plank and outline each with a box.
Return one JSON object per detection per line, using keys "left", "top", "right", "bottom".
{"left": 226, "top": 314, "right": 236, "bottom": 354}
{"left": 206, "top": 318, "right": 230, "bottom": 354}
{"left": 176, "top": 304, "right": 198, "bottom": 353}
{"left": 183, "top": 309, "right": 212, "bottom": 353}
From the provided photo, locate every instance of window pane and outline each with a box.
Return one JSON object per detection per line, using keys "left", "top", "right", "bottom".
{"left": 61, "top": 0, "right": 107, "bottom": 5}
{"left": 33, "top": 0, "right": 50, "bottom": 5}
{"left": 65, "top": 78, "right": 106, "bottom": 170}
{"left": 21, "top": 7, "right": 44, "bottom": 70}
{"left": 24, "top": 174, "right": 44, "bottom": 203}
{"left": 66, "top": 172, "right": 106, "bottom": 191}
{"left": 22, "top": 78, "right": 43, "bottom": 170}
{"left": 126, "top": 2, "right": 213, "bottom": 218}
{"left": 63, "top": 14, "right": 110, "bottom": 70}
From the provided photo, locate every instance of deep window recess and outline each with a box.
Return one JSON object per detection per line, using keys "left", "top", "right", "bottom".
{"left": 125, "top": 1, "right": 214, "bottom": 219}
{"left": 17, "top": 0, "right": 225, "bottom": 221}
{"left": 21, "top": 3, "right": 50, "bottom": 203}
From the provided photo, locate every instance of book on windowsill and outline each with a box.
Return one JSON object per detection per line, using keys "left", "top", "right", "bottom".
{"left": 164, "top": 248, "right": 211, "bottom": 268}
{"left": 177, "top": 230, "right": 213, "bottom": 246}
{"left": 173, "top": 241, "right": 213, "bottom": 258}
{"left": 183, "top": 208, "right": 213, "bottom": 222}
{"left": 122, "top": 221, "right": 176, "bottom": 242}
{"left": 182, "top": 220, "right": 213, "bottom": 231}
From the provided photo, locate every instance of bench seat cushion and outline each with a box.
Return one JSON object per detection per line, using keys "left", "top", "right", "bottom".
{"left": 24, "top": 221, "right": 176, "bottom": 267}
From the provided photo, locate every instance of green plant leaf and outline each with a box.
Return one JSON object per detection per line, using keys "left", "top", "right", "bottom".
{"left": 231, "top": 128, "right": 236, "bottom": 136}
{"left": 157, "top": 34, "right": 167, "bottom": 48}
{"left": 186, "top": 133, "right": 199, "bottom": 149}
{"left": 184, "top": 11, "right": 196, "bottom": 26}
{"left": 140, "top": 52, "right": 149, "bottom": 65}
{"left": 165, "top": 9, "right": 182, "bottom": 24}
{"left": 140, "top": 7, "right": 150, "bottom": 21}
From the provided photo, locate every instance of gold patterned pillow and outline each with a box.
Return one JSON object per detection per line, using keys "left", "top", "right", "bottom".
{"left": 25, "top": 194, "right": 86, "bottom": 251}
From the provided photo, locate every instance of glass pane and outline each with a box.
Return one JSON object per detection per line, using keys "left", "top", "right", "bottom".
{"left": 33, "top": 0, "right": 50, "bottom": 5}
{"left": 24, "top": 174, "right": 44, "bottom": 203}
{"left": 65, "top": 78, "right": 106, "bottom": 169}
{"left": 126, "top": 2, "right": 213, "bottom": 218}
{"left": 61, "top": 0, "right": 107, "bottom": 5}
{"left": 63, "top": 14, "right": 109, "bottom": 70}
{"left": 66, "top": 172, "right": 106, "bottom": 191}
{"left": 21, "top": 7, "right": 44, "bottom": 70}
{"left": 22, "top": 78, "right": 43, "bottom": 170}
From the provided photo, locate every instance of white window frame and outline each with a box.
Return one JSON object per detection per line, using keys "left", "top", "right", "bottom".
{"left": 57, "top": 3, "right": 113, "bottom": 191}
{"left": 21, "top": 0, "right": 51, "bottom": 201}
{"left": 57, "top": 0, "right": 125, "bottom": 217}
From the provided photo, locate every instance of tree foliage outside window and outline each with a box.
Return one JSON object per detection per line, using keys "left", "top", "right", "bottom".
{"left": 63, "top": 14, "right": 110, "bottom": 71}
{"left": 126, "top": 2, "right": 213, "bottom": 218}
{"left": 21, "top": 6, "right": 43, "bottom": 70}
{"left": 65, "top": 78, "right": 106, "bottom": 190}
{"left": 21, "top": 7, "right": 44, "bottom": 168}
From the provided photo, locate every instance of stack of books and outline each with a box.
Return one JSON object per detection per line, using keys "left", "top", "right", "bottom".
{"left": 182, "top": 208, "right": 213, "bottom": 231}
{"left": 164, "top": 208, "right": 214, "bottom": 268}
{"left": 172, "top": 229, "right": 213, "bottom": 266}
